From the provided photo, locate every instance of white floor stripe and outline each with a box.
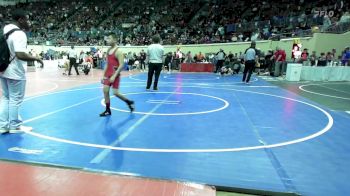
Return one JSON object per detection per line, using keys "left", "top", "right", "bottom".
{"left": 23, "top": 85, "right": 333, "bottom": 153}
{"left": 146, "top": 100, "right": 181, "bottom": 104}
{"left": 90, "top": 92, "right": 177, "bottom": 164}
{"left": 299, "top": 84, "right": 350, "bottom": 100}
{"left": 24, "top": 97, "right": 101, "bottom": 123}
{"left": 146, "top": 101, "right": 180, "bottom": 105}
{"left": 25, "top": 82, "right": 59, "bottom": 99}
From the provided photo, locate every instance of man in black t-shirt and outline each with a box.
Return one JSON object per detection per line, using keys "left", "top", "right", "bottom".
{"left": 139, "top": 49, "right": 147, "bottom": 72}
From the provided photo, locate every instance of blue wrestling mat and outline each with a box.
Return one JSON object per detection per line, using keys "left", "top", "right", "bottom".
{"left": 1, "top": 73, "right": 350, "bottom": 196}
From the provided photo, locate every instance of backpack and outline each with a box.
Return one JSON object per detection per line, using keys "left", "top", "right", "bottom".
{"left": 0, "top": 28, "right": 21, "bottom": 72}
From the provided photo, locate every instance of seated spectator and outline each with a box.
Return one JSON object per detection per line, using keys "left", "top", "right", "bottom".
{"left": 317, "top": 53, "right": 327, "bottom": 66}
{"left": 339, "top": 12, "right": 350, "bottom": 24}
{"left": 196, "top": 52, "right": 205, "bottom": 62}
{"left": 184, "top": 51, "right": 194, "bottom": 63}
{"left": 301, "top": 48, "right": 309, "bottom": 62}
{"left": 220, "top": 65, "right": 233, "bottom": 76}
{"left": 341, "top": 47, "right": 350, "bottom": 66}
{"left": 326, "top": 52, "right": 334, "bottom": 65}
{"left": 231, "top": 34, "right": 238, "bottom": 42}
{"left": 310, "top": 51, "right": 317, "bottom": 66}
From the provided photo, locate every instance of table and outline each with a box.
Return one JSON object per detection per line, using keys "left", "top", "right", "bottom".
{"left": 286, "top": 63, "right": 302, "bottom": 81}
{"left": 180, "top": 63, "right": 214, "bottom": 72}
{"left": 300, "top": 66, "right": 350, "bottom": 81}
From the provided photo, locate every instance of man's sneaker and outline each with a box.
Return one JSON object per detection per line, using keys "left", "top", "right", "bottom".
{"left": 0, "top": 128, "right": 9, "bottom": 134}
{"left": 127, "top": 101, "right": 135, "bottom": 113}
{"left": 9, "top": 126, "right": 33, "bottom": 133}
{"left": 153, "top": 87, "right": 158, "bottom": 91}
{"left": 100, "top": 109, "right": 111, "bottom": 117}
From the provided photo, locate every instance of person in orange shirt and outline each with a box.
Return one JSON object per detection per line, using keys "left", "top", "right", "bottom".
{"left": 196, "top": 52, "right": 205, "bottom": 62}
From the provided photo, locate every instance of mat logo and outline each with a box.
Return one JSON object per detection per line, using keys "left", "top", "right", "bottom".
{"left": 146, "top": 100, "right": 181, "bottom": 104}
{"left": 8, "top": 147, "right": 44, "bottom": 155}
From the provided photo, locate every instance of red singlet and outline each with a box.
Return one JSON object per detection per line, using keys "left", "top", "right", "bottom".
{"left": 103, "top": 49, "right": 120, "bottom": 89}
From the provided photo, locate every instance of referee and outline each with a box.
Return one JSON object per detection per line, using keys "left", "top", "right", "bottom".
{"left": 242, "top": 41, "right": 257, "bottom": 84}
{"left": 146, "top": 35, "right": 164, "bottom": 91}
{"left": 68, "top": 45, "right": 79, "bottom": 75}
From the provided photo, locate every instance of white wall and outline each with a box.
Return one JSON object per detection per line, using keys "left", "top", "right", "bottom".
{"left": 28, "top": 31, "right": 350, "bottom": 60}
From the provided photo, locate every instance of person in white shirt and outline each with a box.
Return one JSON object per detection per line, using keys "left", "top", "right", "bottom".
{"left": 146, "top": 35, "right": 164, "bottom": 91}
{"left": 242, "top": 41, "right": 257, "bottom": 84}
{"left": 215, "top": 49, "right": 226, "bottom": 73}
{"left": 68, "top": 45, "right": 79, "bottom": 75}
{"left": 0, "top": 9, "right": 43, "bottom": 134}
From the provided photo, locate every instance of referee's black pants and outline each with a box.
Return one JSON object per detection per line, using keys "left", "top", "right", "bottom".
{"left": 146, "top": 63, "right": 163, "bottom": 89}
{"left": 242, "top": 60, "right": 255, "bottom": 83}
{"left": 69, "top": 58, "right": 79, "bottom": 75}
{"left": 215, "top": 60, "right": 225, "bottom": 73}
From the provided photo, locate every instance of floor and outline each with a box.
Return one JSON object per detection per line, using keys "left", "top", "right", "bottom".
{"left": 1, "top": 64, "right": 350, "bottom": 196}
{"left": 0, "top": 160, "right": 215, "bottom": 196}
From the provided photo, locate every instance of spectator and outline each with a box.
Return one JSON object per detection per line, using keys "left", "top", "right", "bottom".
{"left": 0, "top": 9, "right": 43, "bottom": 134}
{"left": 273, "top": 47, "right": 286, "bottom": 76}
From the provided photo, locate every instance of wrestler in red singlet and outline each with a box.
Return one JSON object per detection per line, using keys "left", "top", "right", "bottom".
{"left": 100, "top": 34, "right": 134, "bottom": 117}
{"left": 102, "top": 48, "right": 121, "bottom": 89}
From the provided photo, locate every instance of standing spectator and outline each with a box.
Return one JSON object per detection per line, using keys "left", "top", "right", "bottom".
{"left": 139, "top": 49, "right": 147, "bottom": 72}
{"left": 126, "top": 52, "right": 134, "bottom": 71}
{"left": 215, "top": 49, "right": 226, "bottom": 73}
{"left": 146, "top": 35, "right": 164, "bottom": 91}
{"left": 264, "top": 50, "right": 274, "bottom": 74}
{"left": 164, "top": 52, "right": 173, "bottom": 73}
{"left": 68, "top": 45, "right": 79, "bottom": 75}
{"left": 185, "top": 51, "right": 193, "bottom": 63}
{"left": 174, "top": 48, "right": 183, "bottom": 70}
{"left": 0, "top": 9, "right": 43, "bottom": 134}
{"left": 242, "top": 41, "right": 257, "bottom": 84}
{"left": 322, "top": 15, "right": 332, "bottom": 32}
{"left": 96, "top": 49, "right": 103, "bottom": 69}
{"left": 273, "top": 47, "right": 286, "bottom": 77}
